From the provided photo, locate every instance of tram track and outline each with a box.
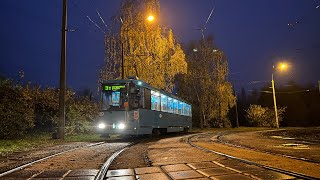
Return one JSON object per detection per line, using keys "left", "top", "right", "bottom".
{"left": 216, "top": 133, "right": 320, "bottom": 164}
{"left": 95, "top": 137, "right": 151, "bottom": 180}
{"left": 187, "top": 133, "right": 319, "bottom": 180}
{"left": 95, "top": 145, "right": 131, "bottom": 180}
{"left": 0, "top": 141, "right": 106, "bottom": 178}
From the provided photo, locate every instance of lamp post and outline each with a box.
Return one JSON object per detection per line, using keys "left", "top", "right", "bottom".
{"left": 271, "top": 64, "right": 279, "bottom": 128}
{"left": 271, "top": 62, "right": 289, "bottom": 128}
{"left": 120, "top": 15, "right": 155, "bottom": 79}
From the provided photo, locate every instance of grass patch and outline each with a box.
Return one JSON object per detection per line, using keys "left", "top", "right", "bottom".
{"left": 65, "top": 134, "right": 104, "bottom": 142}
{"left": 0, "top": 132, "right": 56, "bottom": 155}
{"left": 0, "top": 132, "right": 104, "bottom": 155}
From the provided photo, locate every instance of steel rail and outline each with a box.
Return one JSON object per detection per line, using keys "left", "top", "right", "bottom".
{"left": 95, "top": 137, "right": 148, "bottom": 180}
{"left": 95, "top": 146, "right": 130, "bottom": 180}
{"left": 216, "top": 134, "right": 320, "bottom": 164}
{"left": 187, "top": 134, "right": 318, "bottom": 180}
{"left": 0, "top": 142, "right": 105, "bottom": 178}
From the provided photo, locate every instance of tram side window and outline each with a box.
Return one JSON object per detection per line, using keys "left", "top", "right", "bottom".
{"left": 161, "top": 94, "right": 167, "bottom": 112}
{"left": 167, "top": 97, "right": 173, "bottom": 113}
{"left": 151, "top": 90, "right": 160, "bottom": 111}
{"left": 178, "top": 101, "right": 183, "bottom": 115}
{"left": 187, "top": 104, "right": 192, "bottom": 117}
{"left": 184, "top": 104, "right": 190, "bottom": 116}
{"left": 173, "top": 99, "right": 178, "bottom": 114}
{"left": 181, "top": 102, "right": 186, "bottom": 115}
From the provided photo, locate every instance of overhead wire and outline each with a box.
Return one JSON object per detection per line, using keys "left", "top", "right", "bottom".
{"left": 248, "top": 89, "right": 311, "bottom": 94}
{"left": 69, "top": 0, "right": 106, "bottom": 35}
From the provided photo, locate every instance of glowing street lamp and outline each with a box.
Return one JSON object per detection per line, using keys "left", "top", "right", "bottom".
{"left": 278, "top": 62, "right": 289, "bottom": 72}
{"left": 272, "top": 61, "right": 289, "bottom": 128}
{"left": 147, "top": 15, "right": 155, "bottom": 22}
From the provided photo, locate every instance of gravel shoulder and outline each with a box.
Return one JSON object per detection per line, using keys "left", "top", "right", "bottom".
{"left": 0, "top": 142, "right": 93, "bottom": 173}
{"left": 24, "top": 142, "right": 129, "bottom": 170}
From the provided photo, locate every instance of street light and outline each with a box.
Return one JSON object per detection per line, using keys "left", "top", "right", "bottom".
{"left": 271, "top": 62, "right": 289, "bottom": 128}
{"left": 121, "top": 15, "right": 155, "bottom": 79}
{"left": 147, "top": 15, "right": 155, "bottom": 22}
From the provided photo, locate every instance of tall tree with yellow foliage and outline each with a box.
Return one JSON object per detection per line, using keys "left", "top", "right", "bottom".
{"left": 100, "top": 0, "right": 187, "bottom": 92}
{"left": 177, "top": 36, "right": 235, "bottom": 128}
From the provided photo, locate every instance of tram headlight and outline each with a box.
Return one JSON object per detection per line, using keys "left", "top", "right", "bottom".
{"left": 118, "top": 123, "right": 125, "bottom": 130}
{"left": 98, "top": 123, "right": 106, "bottom": 129}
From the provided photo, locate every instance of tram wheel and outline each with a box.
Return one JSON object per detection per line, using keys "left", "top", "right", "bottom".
{"left": 152, "top": 128, "right": 161, "bottom": 136}
{"left": 183, "top": 127, "right": 189, "bottom": 134}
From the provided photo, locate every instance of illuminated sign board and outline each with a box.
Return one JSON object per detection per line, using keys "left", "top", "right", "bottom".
{"left": 104, "top": 85, "right": 125, "bottom": 91}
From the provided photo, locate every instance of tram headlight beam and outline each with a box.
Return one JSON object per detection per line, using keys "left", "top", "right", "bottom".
{"left": 118, "top": 123, "right": 125, "bottom": 130}
{"left": 98, "top": 123, "right": 106, "bottom": 129}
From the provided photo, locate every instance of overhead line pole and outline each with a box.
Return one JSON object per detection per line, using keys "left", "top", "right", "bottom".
{"left": 271, "top": 64, "right": 279, "bottom": 128}
{"left": 58, "top": 0, "right": 67, "bottom": 139}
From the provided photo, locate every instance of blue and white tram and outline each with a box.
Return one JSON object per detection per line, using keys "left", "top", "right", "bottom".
{"left": 97, "top": 79, "right": 192, "bottom": 136}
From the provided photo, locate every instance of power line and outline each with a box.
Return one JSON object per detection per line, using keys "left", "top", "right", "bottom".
{"left": 248, "top": 89, "right": 311, "bottom": 94}
{"left": 86, "top": 15, "right": 105, "bottom": 34}
{"left": 96, "top": 10, "right": 111, "bottom": 32}
{"left": 69, "top": 0, "right": 106, "bottom": 34}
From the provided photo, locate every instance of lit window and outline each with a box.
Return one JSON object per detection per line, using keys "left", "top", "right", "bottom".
{"left": 161, "top": 94, "right": 167, "bottom": 112}
{"left": 181, "top": 102, "right": 186, "bottom": 115}
{"left": 173, "top": 99, "right": 178, "bottom": 114}
{"left": 167, "top": 97, "right": 173, "bottom": 113}
{"left": 178, "top": 101, "right": 183, "bottom": 115}
{"left": 111, "top": 92, "right": 120, "bottom": 106}
{"left": 151, "top": 90, "right": 160, "bottom": 111}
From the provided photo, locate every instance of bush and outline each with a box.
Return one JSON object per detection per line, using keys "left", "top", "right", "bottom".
{"left": 65, "top": 96, "right": 99, "bottom": 135}
{"left": 0, "top": 80, "right": 34, "bottom": 139}
{"left": 32, "top": 87, "right": 60, "bottom": 131}
{"left": 0, "top": 78, "right": 99, "bottom": 139}
{"left": 245, "top": 104, "right": 286, "bottom": 127}
{"left": 32, "top": 87, "right": 99, "bottom": 135}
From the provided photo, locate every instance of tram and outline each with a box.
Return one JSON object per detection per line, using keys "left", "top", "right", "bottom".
{"left": 96, "top": 78, "right": 192, "bottom": 136}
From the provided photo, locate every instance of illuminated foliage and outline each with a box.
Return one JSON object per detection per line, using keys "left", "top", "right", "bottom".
{"left": 100, "top": 0, "right": 187, "bottom": 92}
{"left": 245, "top": 104, "right": 286, "bottom": 127}
{"left": 177, "top": 37, "right": 236, "bottom": 128}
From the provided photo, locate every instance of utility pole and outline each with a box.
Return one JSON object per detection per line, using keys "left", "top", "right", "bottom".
{"left": 271, "top": 68, "right": 279, "bottom": 128}
{"left": 318, "top": 80, "right": 320, "bottom": 94}
{"left": 58, "top": 0, "right": 67, "bottom": 139}
{"left": 121, "top": 42, "right": 124, "bottom": 79}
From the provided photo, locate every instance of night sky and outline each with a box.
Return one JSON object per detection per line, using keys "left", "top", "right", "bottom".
{"left": 1, "top": 0, "right": 319, "bottom": 94}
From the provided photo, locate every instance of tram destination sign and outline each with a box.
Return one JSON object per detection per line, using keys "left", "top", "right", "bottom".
{"left": 104, "top": 85, "right": 125, "bottom": 91}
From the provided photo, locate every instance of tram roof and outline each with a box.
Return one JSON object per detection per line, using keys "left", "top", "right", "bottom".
{"left": 102, "top": 79, "right": 190, "bottom": 105}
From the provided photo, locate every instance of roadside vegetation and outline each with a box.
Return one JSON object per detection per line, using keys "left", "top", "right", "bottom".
{"left": 0, "top": 78, "right": 99, "bottom": 140}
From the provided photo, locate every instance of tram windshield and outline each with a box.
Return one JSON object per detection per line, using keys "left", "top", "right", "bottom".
{"left": 101, "top": 84, "right": 127, "bottom": 110}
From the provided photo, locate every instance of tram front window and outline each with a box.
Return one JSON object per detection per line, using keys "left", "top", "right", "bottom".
{"left": 101, "top": 84, "right": 127, "bottom": 110}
